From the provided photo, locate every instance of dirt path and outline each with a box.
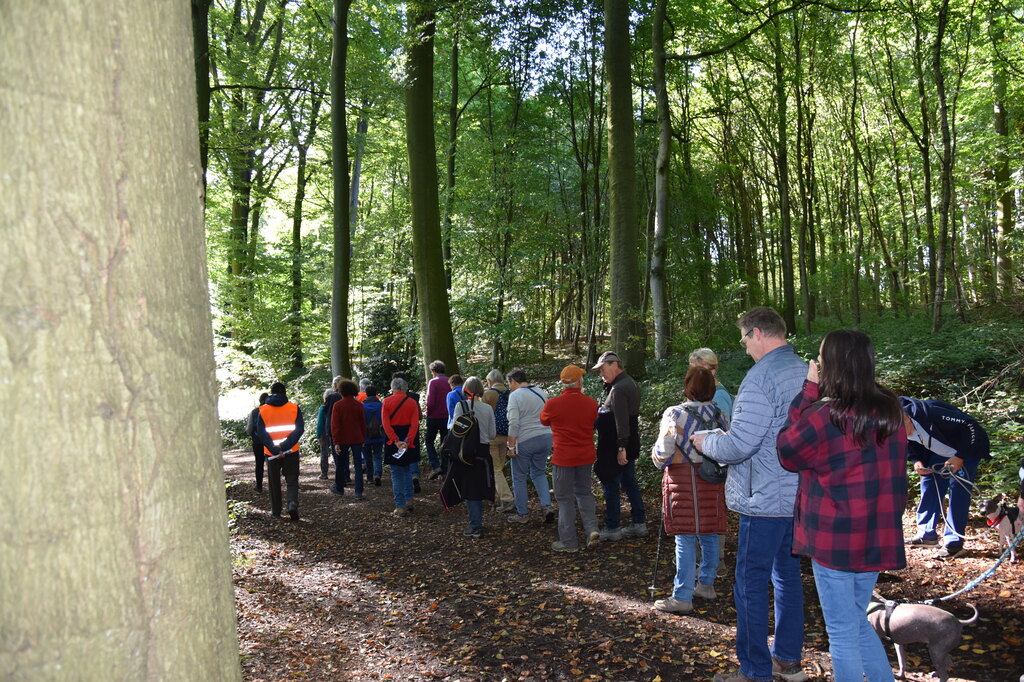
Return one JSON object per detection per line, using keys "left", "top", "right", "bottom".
{"left": 226, "top": 450, "right": 1023, "bottom": 681}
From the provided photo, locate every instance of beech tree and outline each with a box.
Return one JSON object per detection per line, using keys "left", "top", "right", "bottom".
{"left": 1, "top": 2, "right": 239, "bottom": 678}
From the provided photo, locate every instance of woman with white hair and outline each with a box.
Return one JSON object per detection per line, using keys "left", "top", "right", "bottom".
{"left": 688, "top": 348, "right": 733, "bottom": 418}
{"left": 450, "top": 376, "right": 497, "bottom": 538}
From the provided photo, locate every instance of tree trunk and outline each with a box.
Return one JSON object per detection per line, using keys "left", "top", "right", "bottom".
{"left": 0, "top": 3, "right": 240, "bottom": 678}
{"left": 406, "top": 0, "right": 460, "bottom": 381}
{"left": 331, "top": 0, "right": 353, "bottom": 377}
{"left": 443, "top": 31, "right": 459, "bottom": 290}
{"left": 991, "top": 13, "right": 1015, "bottom": 297}
{"left": 288, "top": 97, "right": 321, "bottom": 375}
{"left": 772, "top": 7, "right": 796, "bottom": 333}
{"left": 931, "top": 0, "right": 952, "bottom": 332}
{"left": 192, "top": 0, "right": 212, "bottom": 198}
{"left": 650, "top": 0, "right": 670, "bottom": 360}
{"left": 605, "top": 0, "right": 645, "bottom": 376}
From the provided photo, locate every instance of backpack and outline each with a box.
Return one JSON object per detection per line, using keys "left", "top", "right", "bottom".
{"left": 491, "top": 388, "right": 510, "bottom": 436}
{"left": 442, "top": 400, "right": 481, "bottom": 466}
{"left": 245, "top": 407, "right": 258, "bottom": 437}
{"left": 366, "top": 405, "right": 384, "bottom": 440}
{"left": 683, "top": 405, "right": 728, "bottom": 485}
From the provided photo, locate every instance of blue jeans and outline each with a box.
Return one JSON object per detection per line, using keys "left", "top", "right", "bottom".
{"left": 601, "top": 459, "right": 646, "bottom": 529}
{"left": 390, "top": 464, "right": 413, "bottom": 508}
{"left": 511, "top": 433, "right": 552, "bottom": 515}
{"left": 673, "top": 534, "right": 720, "bottom": 601}
{"left": 425, "top": 417, "right": 447, "bottom": 472}
{"left": 334, "top": 444, "right": 363, "bottom": 496}
{"left": 916, "top": 454, "right": 979, "bottom": 547}
{"left": 734, "top": 514, "right": 804, "bottom": 682}
{"left": 467, "top": 499, "right": 483, "bottom": 531}
{"left": 363, "top": 442, "right": 383, "bottom": 478}
{"left": 812, "top": 561, "right": 894, "bottom": 682}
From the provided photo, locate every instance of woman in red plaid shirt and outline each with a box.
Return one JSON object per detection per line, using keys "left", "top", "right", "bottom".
{"left": 777, "top": 329, "right": 908, "bottom": 682}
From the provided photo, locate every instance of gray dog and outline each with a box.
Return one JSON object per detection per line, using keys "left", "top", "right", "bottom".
{"left": 867, "top": 597, "right": 978, "bottom": 682}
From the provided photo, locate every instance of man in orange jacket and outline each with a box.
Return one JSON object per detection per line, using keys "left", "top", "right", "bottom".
{"left": 255, "top": 381, "right": 305, "bottom": 520}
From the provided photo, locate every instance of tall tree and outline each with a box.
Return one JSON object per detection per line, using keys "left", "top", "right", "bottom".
{"left": 331, "top": 0, "right": 353, "bottom": 377}
{"left": 650, "top": 0, "right": 671, "bottom": 360}
{"left": 605, "top": 0, "right": 645, "bottom": 376}
{"left": 193, "top": 0, "right": 213, "bottom": 196}
{"left": 991, "top": 10, "right": 1015, "bottom": 296}
{"left": 1, "top": 2, "right": 240, "bottom": 677}
{"left": 406, "top": 0, "right": 460, "bottom": 379}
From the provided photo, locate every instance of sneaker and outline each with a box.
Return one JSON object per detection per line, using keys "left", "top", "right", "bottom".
{"left": 429, "top": 469, "right": 443, "bottom": 480}
{"left": 354, "top": 494, "right": 364, "bottom": 501}
{"left": 693, "top": 582, "right": 717, "bottom": 600}
{"left": 771, "top": 657, "right": 809, "bottom": 682}
{"left": 392, "top": 506, "right": 409, "bottom": 517}
{"left": 907, "top": 533, "right": 939, "bottom": 546}
{"left": 599, "top": 527, "right": 623, "bottom": 542}
{"left": 653, "top": 596, "right": 692, "bottom": 613}
{"left": 374, "top": 477, "right": 381, "bottom": 486}
{"left": 506, "top": 514, "right": 529, "bottom": 524}
{"left": 287, "top": 502, "right": 299, "bottom": 521}
{"left": 713, "top": 670, "right": 755, "bottom": 682}
{"left": 329, "top": 485, "right": 344, "bottom": 496}
{"left": 586, "top": 530, "right": 601, "bottom": 548}
{"left": 255, "top": 485, "right": 263, "bottom": 492}
{"left": 497, "top": 502, "right": 517, "bottom": 513}
{"left": 463, "top": 527, "right": 483, "bottom": 538}
{"left": 318, "top": 474, "right": 329, "bottom": 480}
{"left": 938, "top": 543, "right": 965, "bottom": 558}
{"left": 551, "top": 541, "right": 578, "bottom": 553}
{"left": 621, "top": 523, "right": 648, "bottom": 538}
{"left": 542, "top": 506, "right": 556, "bottom": 524}
{"left": 413, "top": 478, "right": 421, "bottom": 493}
{"left": 271, "top": 511, "right": 282, "bottom": 518}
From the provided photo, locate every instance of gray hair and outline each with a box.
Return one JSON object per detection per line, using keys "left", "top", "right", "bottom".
{"left": 332, "top": 375, "right": 344, "bottom": 389}
{"left": 322, "top": 388, "right": 335, "bottom": 402}
{"left": 390, "top": 376, "right": 408, "bottom": 392}
{"left": 462, "top": 376, "right": 485, "bottom": 398}
{"left": 486, "top": 368, "right": 504, "bottom": 384}
{"left": 562, "top": 378, "right": 583, "bottom": 389}
{"left": 359, "top": 378, "right": 371, "bottom": 389}
{"left": 688, "top": 348, "right": 719, "bottom": 369}
{"left": 737, "top": 306, "right": 787, "bottom": 339}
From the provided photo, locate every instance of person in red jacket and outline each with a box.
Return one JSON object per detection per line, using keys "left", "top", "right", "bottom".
{"left": 540, "top": 365, "right": 600, "bottom": 552}
{"left": 650, "top": 366, "right": 730, "bottom": 614}
{"left": 331, "top": 379, "right": 368, "bottom": 500}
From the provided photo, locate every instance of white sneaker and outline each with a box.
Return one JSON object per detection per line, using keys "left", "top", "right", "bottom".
{"left": 653, "top": 596, "right": 692, "bottom": 613}
{"left": 693, "top": 582, "right": 717, "bottom": 600}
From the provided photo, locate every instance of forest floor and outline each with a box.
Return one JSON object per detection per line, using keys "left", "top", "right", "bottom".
{"left": 224, "top": 449, "right": 1023, "bottom": 682}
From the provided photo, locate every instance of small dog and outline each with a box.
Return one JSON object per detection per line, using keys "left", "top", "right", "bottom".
{"left": 979, "top": 493, "right": 1022, "bottom": 562}
{"left": 867, "top": 597, "right": 978, "bottom": 682}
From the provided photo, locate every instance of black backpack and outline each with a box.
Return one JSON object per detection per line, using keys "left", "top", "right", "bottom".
{"left": 683, "top": 405, "right": 727, "bottom": 485}
{"left": 442, "top": 400, "right": 481, "bottom": 466}
{"left": 366, "top": 404, "right": 384, "bottom": 440}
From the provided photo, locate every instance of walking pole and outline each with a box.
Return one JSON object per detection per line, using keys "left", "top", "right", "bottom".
{"left": 648, "top": 509, "right": 665, "bottom": 599}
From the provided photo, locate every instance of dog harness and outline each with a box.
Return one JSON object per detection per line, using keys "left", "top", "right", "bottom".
{"left": 867, "top": 600, "right": 900, "bottom": 641}
{"left": 986, "top": 504, "right": 1020, "bottom": 528}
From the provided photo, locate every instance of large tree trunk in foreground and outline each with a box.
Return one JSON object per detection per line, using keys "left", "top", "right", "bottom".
{"left": 331, "top": 0, "right": 353, "bottom": 377}
{"left": 406, "top": 0, "right": 460, "bottom": 382}
{"left": 0, "top": 3, "right": 240, "bottom": 679}
{"left": 605, "top": 0, "right": 646, "bottom": 377}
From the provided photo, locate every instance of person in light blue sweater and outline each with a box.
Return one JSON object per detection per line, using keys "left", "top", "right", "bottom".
{"left": 691, "top": 307, "right": 809, "bottom": 682}
{"left": 689, "top": 347, "right": 733, "bottom": 419}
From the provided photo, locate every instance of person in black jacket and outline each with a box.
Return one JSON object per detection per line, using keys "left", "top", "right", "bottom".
{"left": 901, "top": 397, "right": 990, "bottom": 558}
{"left": 245, "top": 392, "right": 269, "bottom": 491}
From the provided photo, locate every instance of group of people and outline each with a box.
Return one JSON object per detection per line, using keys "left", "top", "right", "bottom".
{"left": 245, "top": 304, "right": 1002, "bottom": 682}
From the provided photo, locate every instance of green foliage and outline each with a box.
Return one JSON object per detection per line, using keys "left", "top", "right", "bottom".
{"left": 221, "top": 418, "right": 249, "bottom": 450}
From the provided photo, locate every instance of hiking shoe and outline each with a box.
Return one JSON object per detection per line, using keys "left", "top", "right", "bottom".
{"left": 653, "top": 597, "right": 692, "bottom": 614}
{"left": 621, "top": 523, "right": 648, "bottom": 538}
{"left": 713, "top": 671, "right": 755, "bottom": 682}
{"left": 255, "top": 485, "right": 263, "bottom": 492}
{"left": 506, "top": 514, "right": 529, "bottom": 524}
{"left": 551, "top": 541, "right": 578, "bottom": 553}
{"left": 693, "top": 582, "right": 717, "bottom": 600}
{"left": 318, "top": 474, "right": 329, "bottom": 480}
{"left": 907, "top": 533, "right": 939, "bottom": 546}
{"left": 542, "top": 506, "right": 556, "bottom": 524}
{"left": 374, "top": 477, "right": 381, "bottom": 487}
{"left": 497, "top": 502, "right": 517, "bottom": 513}
{"left": 287, "top": 502, "right": 299, "bottom": 521}
{"left": 599, "top": 527, "right": 623, "bottom": 542}
{"left": 429, "top": 469, "right": 443, "bottom": 480}
{"left": 354, "top": 494, "right": 364, "bottom": 501}
{"left": 329, "top": 485, "right": 344, "bottom": 496}
{"left": 586, "top": 530, "right": 601, "bottom": 548}
{"left": 463, "top": 527, "right": 483, "bottom": 538}
{"left": 772, "top": 657, "right": 809, "bottom": 682}
{"left": 270, "top": 511, "right": 282, "bottom": 519}
{"left": 938, "top": 543, "right": 965, "bottom": 558}
{"left": 392, "top": 506, "right": 409, "bottom": 517}
{"left": 413, "top": 478, "right": 421, "bottom": 493}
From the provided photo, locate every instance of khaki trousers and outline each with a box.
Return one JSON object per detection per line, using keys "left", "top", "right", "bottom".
{"left": 489, "top": 435, "right": 514, "bottom": 504}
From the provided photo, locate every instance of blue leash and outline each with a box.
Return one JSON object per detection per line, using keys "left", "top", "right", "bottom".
{"left": 919, "top": 520, "right": 1024, "bottom": 605}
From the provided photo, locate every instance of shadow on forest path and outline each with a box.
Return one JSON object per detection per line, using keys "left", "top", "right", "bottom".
{"left": 224, "top": 450, "right": 1022, "bottom": 681}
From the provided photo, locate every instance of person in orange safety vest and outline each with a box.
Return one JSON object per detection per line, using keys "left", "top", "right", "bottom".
{"left": 255, "top": 381, "right": 305, "bottom": 520}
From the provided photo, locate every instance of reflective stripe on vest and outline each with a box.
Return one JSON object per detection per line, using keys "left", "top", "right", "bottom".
{"left": 259, "top": 401, "right": 300, "bottom": 455}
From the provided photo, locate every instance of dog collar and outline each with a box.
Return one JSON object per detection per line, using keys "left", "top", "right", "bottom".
{"left": 986, "top": 511, "right": 1006, "bottom": 527}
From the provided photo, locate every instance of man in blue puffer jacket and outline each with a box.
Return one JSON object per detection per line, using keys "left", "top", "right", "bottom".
{"left": 691, "top": 307, "right": 808, "bottom": 682}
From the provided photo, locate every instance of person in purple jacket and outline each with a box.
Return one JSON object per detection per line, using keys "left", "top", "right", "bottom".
{"left": 424, "top": 360, "right": 450, "bottom": 479}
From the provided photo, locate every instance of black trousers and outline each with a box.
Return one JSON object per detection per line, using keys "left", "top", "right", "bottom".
{"left": 251, "top": 437, "right": 264, "bottom": 489}
{"left": 267, "top": 452, "right": 300, "bottom": 515}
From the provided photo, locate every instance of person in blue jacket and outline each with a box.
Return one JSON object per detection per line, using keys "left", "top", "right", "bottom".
{"left": 900, "top": 397, "right": 991, "bottom": 558}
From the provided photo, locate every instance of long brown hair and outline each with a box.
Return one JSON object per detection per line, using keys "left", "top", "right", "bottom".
{"left": 818, "top": 329, "right": 903, "bottom": 446}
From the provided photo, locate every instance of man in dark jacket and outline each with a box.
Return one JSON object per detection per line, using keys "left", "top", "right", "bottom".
{"left": 255, "top": 382, "right": 305, "bottom": 520}
{"left": 245, "top": 392, "right": 269, "bottom": 491}
{"left": 901, "top": 397, "right": 990, "bottom": 558}
{"left": 593, "top": 351, "right": 646, "bottom": 541}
